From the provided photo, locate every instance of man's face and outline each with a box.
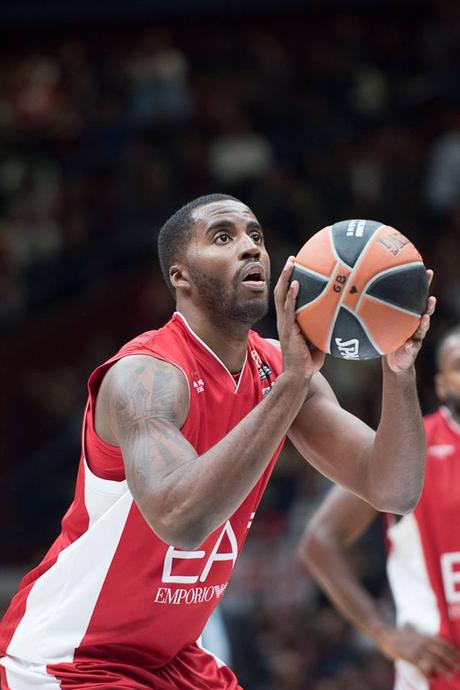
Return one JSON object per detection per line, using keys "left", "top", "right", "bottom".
{"left": 436, "top": 334, "right": 460, "bottom": 416}
{"left": 183, "top": 200, "right": 270, "bottom": 326}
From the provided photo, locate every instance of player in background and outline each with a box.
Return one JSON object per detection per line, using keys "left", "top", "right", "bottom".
{"left": 0, "top": 194, "right": 435, "bottom": 689}
{"left": 299, "top": 325, "right": 460, "bottom": 690}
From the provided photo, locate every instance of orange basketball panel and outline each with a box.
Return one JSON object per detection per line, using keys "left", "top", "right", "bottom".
{"left": 357, "top": 296, "right": 421, "bottom": 353}
{"left": 296, "top": 226, "right": 336, "bottom": 278}
{"left": 296, "top": 262, "right": 351, "bottom": 352}
{"left": 342, "top": 225, "right": 423, "bottom": 310}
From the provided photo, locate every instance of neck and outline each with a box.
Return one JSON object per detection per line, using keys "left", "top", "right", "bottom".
{"left": 176, "top": 303, "right": 251, "bottom": 373}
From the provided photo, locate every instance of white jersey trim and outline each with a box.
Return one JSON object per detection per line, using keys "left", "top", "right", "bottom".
{"left": 440, "top": 405, "right": 460, "bottom": 436}
{"left": 387, "top": 513, "right": 439, "bottom": 690}
{"left": 175, "top": 311, "right": 248, "bottom": 393}
{"left": 6, "top": 460, "right": 133, "bottom": 665}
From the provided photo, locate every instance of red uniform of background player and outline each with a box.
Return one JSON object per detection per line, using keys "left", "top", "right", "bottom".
{"left": 300, "top": 326, "right": 460, "bottom": 689}
{"left": 0, "top": 193, "right": 434, "bottom": 689}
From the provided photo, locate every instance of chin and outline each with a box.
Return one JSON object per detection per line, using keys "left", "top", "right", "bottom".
{"left": 231, "top": 298, "right": 269, "bottom": 325}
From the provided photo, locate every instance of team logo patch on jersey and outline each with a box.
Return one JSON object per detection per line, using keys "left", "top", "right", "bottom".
{"left": 192, "top": 378, "right": 205, "bottom": 394}
{"left": 428, "top": 444, "right": 455, "bottom": 459}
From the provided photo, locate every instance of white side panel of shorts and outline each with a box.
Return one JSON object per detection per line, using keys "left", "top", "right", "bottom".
{"left": 7, "top": 459, "right": 132, "bottom": 665}
{"left": 1, "top": 657, "right": 61, "bottom": 690}
{"left": 387, "top": 512, "right": 440, "bottom": 634}
{"left": 394, "top": 659, "right": 429, "bottom": 690}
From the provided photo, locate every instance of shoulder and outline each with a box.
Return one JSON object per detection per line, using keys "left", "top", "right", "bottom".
{"left": 99, "top": 354, "right": 189, "bottom": 430}
{"left": 107, "top": 354, "right": 189, "bottom": 399}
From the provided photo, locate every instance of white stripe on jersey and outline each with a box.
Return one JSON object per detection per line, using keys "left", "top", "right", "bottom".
{"left": 387, "top": 513, "right": 440, "bottom": 690}
{"left": 1, "top": 656, "right": 61, "bottom": 690}
{"left": 6, "top": 458, "right": 132, "bottom": 665}
{"left": 394, "top": 659, "right": 429, "bottom": 690}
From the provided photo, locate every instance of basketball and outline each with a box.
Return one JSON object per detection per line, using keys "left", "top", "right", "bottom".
{"left": 292, "top": 219, "right": 428, "bottom": 360}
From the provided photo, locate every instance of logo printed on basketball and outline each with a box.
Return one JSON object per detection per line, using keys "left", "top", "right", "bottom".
{"left": 334, "top": 337, "right": 360, "bottom": 359}
{"left": 346, "top": 219, "right": 366, "bottom": 237}
{"left": 333, "top": 274, "right": 348, "bottom": 293}
{"left": 379, "top": 232, "right": 410, "bottom": 256}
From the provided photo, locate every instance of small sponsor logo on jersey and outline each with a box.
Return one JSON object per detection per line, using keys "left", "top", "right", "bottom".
{"left": 193, "top": 378, "right": 205, "bottom": 394}
{"left": 154, "top": 583, "right": 228, "bottom": 606}
{"left": 251, "top": 349, "right": 274, "bottom": 393}
{"left": 428, "top": 444, "right": 455, "bottom": 459}
{"left": 258, "top": 363, "right": 272, "bottom": 382}
{"left": 379, "top": 232, "right": 410, "bottom": 256}
{"left": 346, "top": 219, "right": 366, "bottom": 237}
{"left": 251, "top": 349, "right": 263, "bottom": 368}
{"left": 335, "top": 337, "right": 360, "bottom": 359}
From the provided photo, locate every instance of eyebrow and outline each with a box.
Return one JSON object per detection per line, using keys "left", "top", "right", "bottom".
{"left": 205, "top": 219, "right": 262, "bottom": 235}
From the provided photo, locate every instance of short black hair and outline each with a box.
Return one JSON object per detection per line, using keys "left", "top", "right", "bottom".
{"left": 157, "top": 193, "right": 240, "bottom": 295}
{"left": 435, "top": 324, "right": 460, "bottom": 370}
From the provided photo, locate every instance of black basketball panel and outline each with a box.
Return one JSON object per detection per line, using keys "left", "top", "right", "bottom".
{"left": 331, "top": 219, "right": 382, "bottom": 268}
{"left": 366, "top": 263, "right": 428, "bottom": 315}
{"left": 330, "top": 307, "right": 381, "bottom": 360}
{"left": 292, "top": 265, "right": 329, "bottom": 309}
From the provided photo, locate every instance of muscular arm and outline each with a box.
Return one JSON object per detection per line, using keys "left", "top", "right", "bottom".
{"left": 289, "top": 360, "right": 425, "bottom": 514}
{"left": 95, "top": 354, "right": 309, "bottom": 549}
{"left": 299, "top": 486, "right": 384, "bottom": 639}
{"left": 94, "top": 257, "right": 326, "bottom": 549}
{"left": 300, "top": 486, "right": 460, "bottom": 677}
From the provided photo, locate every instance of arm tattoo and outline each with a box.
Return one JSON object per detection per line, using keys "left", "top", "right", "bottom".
{"left": 109, "top": 359, "right": 193, "bottom": 485}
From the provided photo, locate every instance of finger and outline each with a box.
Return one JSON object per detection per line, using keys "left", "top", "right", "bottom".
{"left": 416, "top": 653, "right": 453, "bottom": 679}
{"left": 417, "top": 657, "right": 434, "bottom": 677}
{"left": 274, "top": 256, "right": 295, "bottom": 312}
{"left": 409, "top": 308, "right": 433, "bottom": 346}
{"left": 426, "top": 269, "right": 434, "bottom": 287}
{"left": 426, "top": 295, "right": 436, "bottom": 316}
{"left": 311, "top": 345, "right": 326, "bottom": 370}
{"left": 424, "top": 648, "right": 458, "bottom": 677}
{"left": 428, "top": 638, "right": 460, "bottom": 666}
{"left": 284, "top": 280, "right": 299, "bottom": 327}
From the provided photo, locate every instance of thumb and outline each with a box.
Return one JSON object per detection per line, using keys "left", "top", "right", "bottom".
{"left": 310, "top": 345, "right": 326, "bottom": 370}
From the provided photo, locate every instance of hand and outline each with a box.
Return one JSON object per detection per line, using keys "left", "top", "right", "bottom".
{"left": 386, "top": 270, "right": 436, "bottom": 373}
{"left": 274, "top": 256, "right": 326, "bottom": 385}
{"left": 377, "top": 623, "right": 460, "bottom": 678}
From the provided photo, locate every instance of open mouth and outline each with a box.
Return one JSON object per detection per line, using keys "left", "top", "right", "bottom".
{"left": 240, "top": 264, "right": 266, "bottom": 290}
{"left": 241, "top": 264, "right": 266, "bottom": 282}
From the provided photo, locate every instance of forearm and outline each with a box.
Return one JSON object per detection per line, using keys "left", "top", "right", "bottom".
{"left": 301, "top": 531, "right": 389, "bottom": 643}
{"left": 147, "top": 372, "right": 308, "bottom": 548}
{"left": 366, "top": 360, "right": 425, "bottom": 514}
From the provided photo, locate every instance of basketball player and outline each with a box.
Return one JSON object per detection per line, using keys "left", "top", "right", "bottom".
{"left": 300, "top": 326, "right": 460, "bottom": 690}
{"left": 0, "top": 194, "right": 435, "bottom": 689}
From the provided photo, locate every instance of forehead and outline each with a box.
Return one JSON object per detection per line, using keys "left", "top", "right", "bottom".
{"left": 440, "top": 334, "right": 460, "bottom": 368}
{"left": 191, "top": 200, "right": 258, "bottom": 229}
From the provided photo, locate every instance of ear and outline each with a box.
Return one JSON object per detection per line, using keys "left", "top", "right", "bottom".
{"left": 169, "top": 263, "right": 191, "bottom": 292}
{"left": 435, "top": 372, "right": 447, "bottom": 402}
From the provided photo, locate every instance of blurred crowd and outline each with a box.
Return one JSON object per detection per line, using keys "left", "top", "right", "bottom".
{"left": 1, "top": 1, "right": 460, "bottom": 688}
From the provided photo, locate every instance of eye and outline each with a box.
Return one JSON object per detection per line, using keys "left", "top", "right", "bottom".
{"left": 250, "top": 232, "right": 263, "bottom": 244}
{"left": 215, "top": 233, "right": 231, "bottom": 244}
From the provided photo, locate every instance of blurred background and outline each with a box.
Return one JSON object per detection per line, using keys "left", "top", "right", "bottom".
{"left": 0, "top": 0, "right": 459, "bottom": 687}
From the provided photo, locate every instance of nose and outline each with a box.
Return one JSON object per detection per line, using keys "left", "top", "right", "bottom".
{"left": 238, "top": 235, "right": 261, "bottom": 260}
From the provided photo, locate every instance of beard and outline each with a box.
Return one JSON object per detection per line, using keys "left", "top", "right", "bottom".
{"left": 188, "top": 264, "right": 269, "bottom": 327}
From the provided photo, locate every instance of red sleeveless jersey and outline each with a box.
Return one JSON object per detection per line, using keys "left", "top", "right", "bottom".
{"left": 387, "top": 407, "right": 460, "bottom": 690}
{"left": 0, "top": 312, "right": 284, "bottom": 688}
